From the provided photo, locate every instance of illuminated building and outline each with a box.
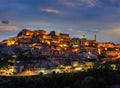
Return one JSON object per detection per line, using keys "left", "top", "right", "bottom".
{"left": 71, "top": 38, "right": 80, "bottom": 48}
{"left": 97, "top": 42, "right": 115, "bottom": 48}
{"left": 7, "top": 40, "right": 16, "bottom": 46}
{"left": 102, "top": 48, "right": 120, "bottom": 57}
{"left": 34, "top": 30, "right": 46, "bottom": 36}
{"left": 20, "top": 29, "right": 34, "bottom": 36}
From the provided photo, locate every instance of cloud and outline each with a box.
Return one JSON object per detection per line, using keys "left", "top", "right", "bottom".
{"left": 60, "top": 0, "right": 80, "bottom": 7}
{"left": 40, "top": 8, "right": 63, "bottom": 14}
{"left": 81, "top": 0, "right": 98, "bottom": 7}
{"left": 84, "top": 29, "right": 101, "bottom": 33}
{"left": 60, "top": 0, "right": 99, "bottom": 7}
{"left": 0, "top": 25, "right": 19, "bottom": 31}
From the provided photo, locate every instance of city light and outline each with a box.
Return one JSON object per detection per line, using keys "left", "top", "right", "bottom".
{"left": 0, "top": 29, "right": 120, "bottom": 76}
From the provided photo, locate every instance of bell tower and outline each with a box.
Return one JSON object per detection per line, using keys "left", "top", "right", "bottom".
{"left": 94, "top": 34, "right": 97, "bottom": 42}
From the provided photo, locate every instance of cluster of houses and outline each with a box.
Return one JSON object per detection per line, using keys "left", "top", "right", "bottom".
{"left": 0, "top": 29, "right": 120, "bottom": 74}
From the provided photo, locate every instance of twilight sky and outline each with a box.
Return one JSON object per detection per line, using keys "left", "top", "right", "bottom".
{"left": 0, "top": 0, "right": 120, "bottom": 43}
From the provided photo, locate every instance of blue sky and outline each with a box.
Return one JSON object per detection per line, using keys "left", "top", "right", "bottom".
{"left": 0, "top": 0, "right": 120, "bottom": 43}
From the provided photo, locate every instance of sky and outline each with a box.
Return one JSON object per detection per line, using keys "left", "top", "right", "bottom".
{"left": 0, "top": 0, "right": 120, "bottom": 43}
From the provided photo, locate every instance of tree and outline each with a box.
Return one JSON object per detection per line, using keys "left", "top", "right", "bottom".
{"left": 81, "top": 76, "right": 98, "bottom": 88}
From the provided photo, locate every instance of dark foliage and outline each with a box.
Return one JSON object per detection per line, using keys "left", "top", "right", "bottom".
{"left": 0, "top": 69, "right": 120, "bottom": 88}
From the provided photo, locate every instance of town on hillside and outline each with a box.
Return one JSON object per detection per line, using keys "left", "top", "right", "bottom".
{"left": 0, "top": 29, "right": 120, "bottom": 76}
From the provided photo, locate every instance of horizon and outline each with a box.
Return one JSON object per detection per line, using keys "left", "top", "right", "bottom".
{"left": 0, "top": 0, "right": 120, "bottom": 43}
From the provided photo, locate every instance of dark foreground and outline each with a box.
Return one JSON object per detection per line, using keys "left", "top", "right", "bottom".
{"left": 0, "top": 68, "right": 120, "bottom": 88}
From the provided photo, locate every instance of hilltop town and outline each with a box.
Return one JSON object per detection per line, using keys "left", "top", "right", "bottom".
{"left": 0, "top": 29, "right": 120, "bottom": 75}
